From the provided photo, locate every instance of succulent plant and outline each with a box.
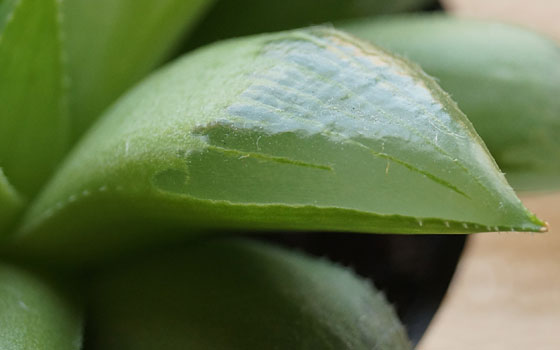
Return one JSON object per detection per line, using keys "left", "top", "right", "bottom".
{"left": 1, "top": 1, "right": 556, "bottom": 349}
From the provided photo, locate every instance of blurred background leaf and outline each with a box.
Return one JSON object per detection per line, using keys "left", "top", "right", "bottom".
{"left": 86, "top": 238, "right": 411, "bottom": 350}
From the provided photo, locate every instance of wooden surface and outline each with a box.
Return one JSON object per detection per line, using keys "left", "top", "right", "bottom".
{"left": 442, "top": 0, "right": 560, "bottom": 41}
{"left": 418, "top": 193, "right": 560, "bottom": 350}
{"left": 417, "top": 3, "right": 560, "bottom": 349}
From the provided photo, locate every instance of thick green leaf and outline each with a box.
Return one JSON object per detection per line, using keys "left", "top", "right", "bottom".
{"left": 185, "top": 0, "right": 436, "bottom": 50}
{"left": 342, "top": 15, "right": 560, "bottom": 191}
{"left": 63, "top": 0, "right": 215, "bottom": 142}
{"left": 0, "top": 0, "right": 70, "bottom": 197}
{"left": 0, "top": 0, "right": 213, "bottom": 198}
{"left": 88, "top": 238, "right": 411, "bottom": 350}
{"left": 0, "top": 263, "right": 82, "bottom": 350}
{"left": 11, "top": 28, "right": 545, "bottom": 264}
{"left": 0, "top": 169, "right": 24, "bottom": 234}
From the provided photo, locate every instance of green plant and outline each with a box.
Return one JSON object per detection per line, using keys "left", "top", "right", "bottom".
{"left": 0, "top": 1, "right": 556, "bottom": 349}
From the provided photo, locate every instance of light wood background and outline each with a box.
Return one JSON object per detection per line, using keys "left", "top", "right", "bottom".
{"left": 419, "top": 1, "right": 560, "bottom": 348}
{"left": 443, "top": 0, "right": 560, "bottom": 41}
{"left": 419, "top": 193, "right": 560, "bottom": 350}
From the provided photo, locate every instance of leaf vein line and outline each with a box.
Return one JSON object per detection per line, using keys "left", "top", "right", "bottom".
{"left": 230, "top": 93, "right": 470, "bottom": 198}
{"left": 345, "top": 139, "right": 471, "bottom": 199}
{"left": 207, "top": 145, "right": 333, "bottom": 171}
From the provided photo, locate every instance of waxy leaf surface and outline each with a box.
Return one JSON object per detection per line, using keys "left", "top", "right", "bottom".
{"left": 342, "top": 15, "right": 560, "bottom": 191}
{"left": 12, "top": 28, "right": 545, "bottom": 264}
{"left": 0, "top": 263, "right": 82, "bottom": 350}
{"left": 0, "top": 0, "right": 213, "bottom": 198}
{"left": 88, "top": 238, "right": 411, "bottom": 350}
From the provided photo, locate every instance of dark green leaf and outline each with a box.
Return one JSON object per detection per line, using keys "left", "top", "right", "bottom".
{"left": 10, "top": 28, "right": 545, "bottom": 265}
{"left": 88, "top": 238, "right": 411, "bottom": 350}
{"left": 0, "top": 0, "right": 213, "bottom": 198}
{"left": 342, "top": 15, "right": 560, "bottom": 191}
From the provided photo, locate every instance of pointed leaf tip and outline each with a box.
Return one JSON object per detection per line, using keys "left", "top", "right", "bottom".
{"left": 341, "top": 15, "right": 560, "bottom": 192}
{"left": 11, "top": 27, "right": 544, "bottom": 263}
